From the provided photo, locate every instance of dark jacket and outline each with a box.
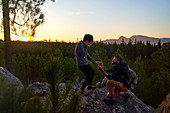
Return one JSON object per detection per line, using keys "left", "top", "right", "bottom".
{"left": 75, "top": 41, "right": 95, "bottom": 66}
{"left": 105, "top": 62, "right": 131, "bottom": 89}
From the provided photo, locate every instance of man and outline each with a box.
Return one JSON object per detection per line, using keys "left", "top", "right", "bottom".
{"left": 98, "top": 56, "right": 131, "bottom": 103}
{"left": 75, "top": 34, "right": 101, "bottom": 94}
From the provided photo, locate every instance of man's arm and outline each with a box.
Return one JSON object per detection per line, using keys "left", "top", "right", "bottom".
{"left": 100, "top": 69, "right": 109, "bottom": 78}
{"left": 86, "top": 52, "right": 96, "bottom": 64}
{"left": 98, "top": 65, "right": 113, "bottom": 79}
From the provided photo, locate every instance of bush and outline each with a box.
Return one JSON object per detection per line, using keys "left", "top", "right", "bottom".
{"left": 0, "top": 77, "right": 44, "bottom": 113}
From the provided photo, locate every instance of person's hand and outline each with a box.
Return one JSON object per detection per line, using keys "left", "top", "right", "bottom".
{"left": 95, "top": 61, "right": 103, "bottom": 66}
{"left": 98, "top": 64, "right": 104, "bottom": 71}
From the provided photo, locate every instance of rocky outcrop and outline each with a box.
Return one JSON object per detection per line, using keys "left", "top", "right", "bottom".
{"left": 0, "top": 67, "right": 23, "bottom": 88}
{"left": 28, "top": 81, "right": 156, "bottom": 113}
{"left": 81, "top": 87, "right": 156, "bottom": 113}
{"left": 156, "top": 93, "right": 170, "bottom": 113}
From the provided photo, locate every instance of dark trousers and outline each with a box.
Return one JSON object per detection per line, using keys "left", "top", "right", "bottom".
{"left": 79, "top": 64, "right": 95, "bottom": 91}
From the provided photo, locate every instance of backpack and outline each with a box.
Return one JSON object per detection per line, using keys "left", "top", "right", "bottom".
{"left": 122, "top": 61, "right": 138, "bottom": 85}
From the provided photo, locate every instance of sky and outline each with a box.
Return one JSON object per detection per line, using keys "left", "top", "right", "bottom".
{"left": 0, "top": 0, "right": 170, "bottom": 42}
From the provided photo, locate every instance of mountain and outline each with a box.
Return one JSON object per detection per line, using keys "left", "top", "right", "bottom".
{"left": 102, "top": 35, "right": 170, "bottom": 45}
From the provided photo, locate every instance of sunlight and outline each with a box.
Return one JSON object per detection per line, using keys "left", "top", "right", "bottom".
{"left": 11, "top": 35, "right": 31, "bottom": 41}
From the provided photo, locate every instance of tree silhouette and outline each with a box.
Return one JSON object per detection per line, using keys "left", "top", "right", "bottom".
{"left": 2, "top": 0, "right": 13, "bottom": 73}
{"left": 9, "top": 0, "right": 45, "bottom": 37}
{"left": 1, "top": 0, "right": 55, "bottom": 73}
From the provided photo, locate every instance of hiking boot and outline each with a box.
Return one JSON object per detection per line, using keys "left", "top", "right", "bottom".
{"left": 123, "top": 93, "right": 130, "bottom": 102}
{"left": 103, "top": 98, "right": 115, "bottom": 105}
{"left": 87, "top": 85, "right": 96, "bottom": 89}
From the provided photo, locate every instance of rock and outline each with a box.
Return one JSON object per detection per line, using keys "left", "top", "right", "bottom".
{"left": 95, "top": 82, "right": 100, "bottom": 87}
{"left": 81, "top": 87, "right": 156, "bottom": 113}
{"left": 26, "top": 81, "right": 156, "bottom": 113}
{"left": 28, "top": 81, "right": 49, "bottom": 96}
{"left": 59, "top": 83, "right": 66, "bottom": 90}
{"left": 0, "top": 67, "right": 23, "bottom": 88}
{"left": 74, "top": 76, "right": 79, "bottom": 86}
{"left": 101, "top": 77, "right": 108, "bottom": 87}
{"left": 28, "top": 82, "right": 69, "bottom": 96}
{"left": 79, "top": 79, "right": 85, "bottom": 86}
{"left": 156, "top": 93, "right": 170, "bottom": 113}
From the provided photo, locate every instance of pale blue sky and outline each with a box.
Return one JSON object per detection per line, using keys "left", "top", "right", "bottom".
{"left": 1, "top": 0, "right": 170, "bottom": 42}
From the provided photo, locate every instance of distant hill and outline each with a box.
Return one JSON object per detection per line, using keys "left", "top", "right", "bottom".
{"left": 102, "top": 35, "right": 170, "bottom": 45}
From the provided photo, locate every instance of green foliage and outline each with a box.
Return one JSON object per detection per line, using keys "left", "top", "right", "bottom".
{"left": 1, "top": 40, "right": 168, "bottom": 109}
{"left": 62, "top": 90, "right": 82, "bottom": 113}
{"left": 147, "top": 42, "right": 170, "bottom": 107}
{"left": 133, "top": 43, "right": 170, "bottom": 108}
{"left": 13, "top": 53, "right": 46, "bottom": 85}
{"left": 44, "top": 60, "right": 82, "bottom": 113}
{"left": 0, "top": 77, "right": 44, "bottom": 113}
{"left": 20, "top": 96, "right": 44, "bottom": 113}
{"left": 62, "top": 57, "right": 79, "bottom": 82}
{"left": 133, "top": 57, "right": 152, "bottom": 104}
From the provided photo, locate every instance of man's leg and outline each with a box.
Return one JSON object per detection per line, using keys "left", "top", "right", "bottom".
{"left": 103, "top": 81, "right": 116, "bottom": 105}
{"left": 79, "top": 65, "right": 94, "bottom": 93}
{"left": 107, "top": 80, "right": 128, "bottom": 99}
{"left": 107, "top": 80, "right": 117, "bottom": 99}
{"left": 87, "top": 64, "right": 96, "bottom": 89}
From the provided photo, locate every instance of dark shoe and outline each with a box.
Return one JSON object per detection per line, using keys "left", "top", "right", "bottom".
{"left": 80, "top": 90, "right": 84, "bottom": 94}
{"left": 103, "top": 98, "right": 115, "bottom": 105}
{"left": 107, "top": 96, "right": 112, "bottom": 99}
{"left": 87, "top": 85, "right": 96, "bottom": 89}
{"left": 123, "top": 93, "right": 130, "bottom": 102}
{"left": 80, "top": 90, "right": 88, "bottom": 96}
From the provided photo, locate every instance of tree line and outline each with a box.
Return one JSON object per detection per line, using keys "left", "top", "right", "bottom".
{"left": 0, "top": 40, "right": 169, "bottom": 108}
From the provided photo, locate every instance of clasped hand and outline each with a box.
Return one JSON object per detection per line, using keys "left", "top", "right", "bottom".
{"left": 95, "top": 61, "right": 104, "bottom": 71}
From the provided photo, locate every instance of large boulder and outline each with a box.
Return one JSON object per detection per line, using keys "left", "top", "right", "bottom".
{"left": 81, "top": 87, "right": 156, "bottom": 113}
{"left": 156, "top": 93, "right": 170, "bottom": 113}
{"left": 0, "top": 67, "right": 23, "bottom": 88}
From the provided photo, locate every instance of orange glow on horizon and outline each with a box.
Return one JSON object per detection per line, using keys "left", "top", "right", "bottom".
{"left": 11, "top": 35, "right": 31, "bottom": 41}
{"left": 0, "top": 33, "right": 78, "bottom": 43}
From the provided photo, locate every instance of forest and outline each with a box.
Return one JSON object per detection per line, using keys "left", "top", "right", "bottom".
{"left": 0, "top": 39, "right": 169, "bottom": 109}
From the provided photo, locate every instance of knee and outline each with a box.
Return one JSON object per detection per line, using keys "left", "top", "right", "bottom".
{"left": 107, "top": 80, "right": 111, "bottom": 86}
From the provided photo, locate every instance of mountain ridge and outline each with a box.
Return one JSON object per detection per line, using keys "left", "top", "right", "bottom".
{"left": 101, "top": 35, "right": 170, "bottom": 45}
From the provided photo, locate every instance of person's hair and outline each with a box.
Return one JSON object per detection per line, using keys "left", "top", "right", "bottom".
{"left": 115, "top": 56, "right": 122, "bottom": 63}
{"left": 83, "top": 34, "right": 93, "bottom": 42}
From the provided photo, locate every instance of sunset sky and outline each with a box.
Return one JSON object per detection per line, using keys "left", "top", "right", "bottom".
{"left": 0, "top": 0, "right": 170, "bottom": 42}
